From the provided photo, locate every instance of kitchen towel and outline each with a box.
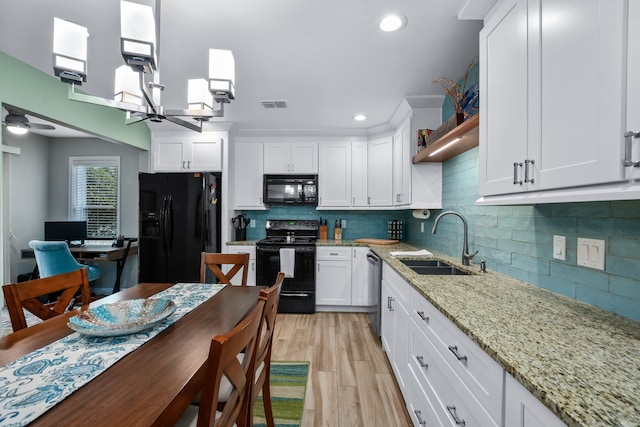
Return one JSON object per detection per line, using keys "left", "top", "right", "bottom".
{"left": 390, "top": 249, "right": 434, "bottom": 257}
{"left": 280, "top": 248, "right": 296, "bottom": 278}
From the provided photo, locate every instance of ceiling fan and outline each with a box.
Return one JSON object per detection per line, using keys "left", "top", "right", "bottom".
{"left": 2, "top": 108, "right": 56, "bottom": 135}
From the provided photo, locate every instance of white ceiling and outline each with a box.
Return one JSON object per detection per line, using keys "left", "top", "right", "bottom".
{"left": 0, "top": 0, "right": 485, "bottom": 137}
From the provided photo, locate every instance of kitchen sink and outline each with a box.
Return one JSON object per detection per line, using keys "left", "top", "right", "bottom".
{"left": 400, "top": 259, "right": 471, "bottom": 275}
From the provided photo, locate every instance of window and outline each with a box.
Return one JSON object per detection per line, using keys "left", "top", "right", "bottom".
{"left": 69, "top": 157, "right": 120, "bottom": 238}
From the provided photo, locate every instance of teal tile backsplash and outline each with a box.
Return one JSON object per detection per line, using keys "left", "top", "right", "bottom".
{"left": 407, "top": 147, "right": 640, "bottom": 321}
{"left": 240, "top": 205, "right": 407, "bottom": 242}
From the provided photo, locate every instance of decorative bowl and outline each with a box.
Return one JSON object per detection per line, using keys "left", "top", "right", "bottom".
{"left": 68, "top": 298, "right": 176, "bottom": 337}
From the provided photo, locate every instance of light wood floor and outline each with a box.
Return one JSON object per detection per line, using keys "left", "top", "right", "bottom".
{"left": 271, "top": 312, "right": 412, "bottom": 427}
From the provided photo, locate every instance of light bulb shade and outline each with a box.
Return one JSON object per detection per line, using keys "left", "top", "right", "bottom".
{"left": 7, "top": 124, "right": 29, "bottom": 135}
{"left": 53, "top": 17, "right": 88, "bottom": 84}
{"left": 120, "top": 0, "right": 157, "bottom": 73}
{"left": 188, "top": 78, "right": 214, "bottom": 110}
{"left": 209, "top": 49, "right": 235, "bottom": 101}
{"left": 114, "top": 65, "right": 143, "bottom": 105}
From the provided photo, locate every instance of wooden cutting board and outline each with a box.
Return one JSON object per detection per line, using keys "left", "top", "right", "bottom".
{"left": 355, "top": 238, "right": 400, "bottom": 245}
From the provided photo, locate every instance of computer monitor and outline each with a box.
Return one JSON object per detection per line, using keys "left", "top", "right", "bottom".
{"left": 44, "top": 221, "right": 88, "bottom": 246}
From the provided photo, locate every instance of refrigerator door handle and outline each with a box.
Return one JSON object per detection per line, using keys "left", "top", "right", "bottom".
{"left": 166, "top": 195, "right": 174, "bottom": 252}
{"left": 160, "top": 195, "right": 169, "bottom": 254}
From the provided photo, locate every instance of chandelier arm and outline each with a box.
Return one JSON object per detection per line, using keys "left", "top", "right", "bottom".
{"left": 164, "top": 104, "right": 225, "bottom": 119}
{"left": 164, "top": 115, "right": 204, "bottom": 133}
{"left": 68, "top": 83, "right": 147, "bottom": 114}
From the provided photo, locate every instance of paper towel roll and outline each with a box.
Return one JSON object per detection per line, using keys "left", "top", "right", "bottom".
{"left": 412, "top": 209, "right": 431, "bottom": 219}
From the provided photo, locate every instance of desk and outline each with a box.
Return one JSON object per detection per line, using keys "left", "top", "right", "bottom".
{"left": 21, "top": 242, "right": 138, "bottom": 293}
{"left": 0, "top": 283, "right": 263, "bottom": 426}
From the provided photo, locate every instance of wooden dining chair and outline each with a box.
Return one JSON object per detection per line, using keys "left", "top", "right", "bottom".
{"left": 200, "top": 252, "right": 250, "bottom": 286}
{"left": 248, "top": 272, "right": 285, "bottom": 427}
{"left": 2, "top": 269, "right": 92, "bottom": 332}
{"left": 175, "top": 299, "right": 265, "bottom": 427}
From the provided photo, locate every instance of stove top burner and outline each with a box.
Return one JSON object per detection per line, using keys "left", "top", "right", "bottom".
{"left": 257, "top": 236, "right": 316, "bottom": 246}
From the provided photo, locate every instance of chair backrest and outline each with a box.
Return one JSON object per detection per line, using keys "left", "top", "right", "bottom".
{"left": 197, "top": 299, "right": 265, "bottom": 427}
{"left": 2, "top": 269, "right": 92, "bottom": 332}
{"left": 248, "top": 273, "right": 284, "bottom": 425}
{"left": 28, "top": 240, "right": 83, "bottom": 278}
{"left": 200, "top": 252, "right": 250, "bottom": 286}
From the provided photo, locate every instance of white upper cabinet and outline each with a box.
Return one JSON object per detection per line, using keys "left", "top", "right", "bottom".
{"left": 392, "top": 117, "right": 412, "bottom": 206}
{"left": 626, "top": 0, "right": 640, "bottom": 180}
{"left": 264, "top": 142, "right": 318, "bottom": 174}
{"left": 153, "top": 135, "right": 222, "bottom": 172}
{"left": 233, "top": 142, "right": 266, "bottom": 209}
{"left": 318, "top": 141, "right": 352, "bottom": 207}
{"left": 367, "top": 136, "right": 393, "bottom": 206}
{"left": 480, "top": 0, "right": 629, "bottom": 198}
{"left": 351, "top": 140, "right": 369, "bottom": 207}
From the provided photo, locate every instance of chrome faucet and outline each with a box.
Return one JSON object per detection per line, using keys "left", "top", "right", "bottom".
{"left": 432, "top": 210, "right": 478, "bottom": 266}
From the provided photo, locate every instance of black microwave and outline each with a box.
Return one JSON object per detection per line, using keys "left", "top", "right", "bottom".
{"left": 263, "top": 175, "right": 318, "bottom": 205}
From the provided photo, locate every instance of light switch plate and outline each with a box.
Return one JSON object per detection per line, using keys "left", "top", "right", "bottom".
{"left": 250, "top": 219, "right": 256, "bottom": 228}
{"left": 553, "top": 235, "right": 566, "bottom": 260}
{"left": 577, "top": 238, "right": 605, "bottom": 270}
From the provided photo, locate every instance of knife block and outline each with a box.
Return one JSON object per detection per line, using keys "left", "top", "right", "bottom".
{"left": 319, "top": 225, "right": 328, "bottom": 240}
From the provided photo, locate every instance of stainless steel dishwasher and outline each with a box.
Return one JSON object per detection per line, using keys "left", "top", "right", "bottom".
{"left": 366, "top": 251, "right": 382, "bottom": 336}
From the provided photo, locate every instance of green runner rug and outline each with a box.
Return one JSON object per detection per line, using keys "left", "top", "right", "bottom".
{"left": 253, "top": 361, "right": 310, "bottom": 427}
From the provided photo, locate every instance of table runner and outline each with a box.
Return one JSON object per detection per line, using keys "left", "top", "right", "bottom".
{"left": 0, "top": 283, "right": 225, "bottom": 427}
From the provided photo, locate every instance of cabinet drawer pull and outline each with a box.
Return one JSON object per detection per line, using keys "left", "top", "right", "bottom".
{"left": 416, "top": 355, "right": 428, "bottom": 369}
{"left": 448, "top": 345, "right": 468, "bottom": 363}
{"left": 446, "top": 406, "right": 466, "bottom": 426}
{"left": 513, "top": 162, "right": 523, "bottom": 185}
{"left": 524, "top": 159, "right": 535, "bottom": 183}
{"left": 182, "top": 161, "right": 186, "bottom": 169}
{"left": 414, "top": 409, "right": 427, "bottom": 426}
{"left": 624, "top": 131, "right": 640, "bottom": 167}
{"left": 416, "top": 310, "right": 429, "bottom": 322}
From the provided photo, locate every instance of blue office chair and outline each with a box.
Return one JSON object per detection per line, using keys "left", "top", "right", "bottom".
{"left": 28, "top": 240, "right": 102, "bottom": 282}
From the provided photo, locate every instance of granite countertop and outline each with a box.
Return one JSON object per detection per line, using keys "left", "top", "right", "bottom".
{"left": 368, "top": 243, "right": 640, "bottom": 427}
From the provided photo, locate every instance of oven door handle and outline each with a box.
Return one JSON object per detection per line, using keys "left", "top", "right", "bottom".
{"left": 281, "top": 292, "right": 311, "bottom": 298}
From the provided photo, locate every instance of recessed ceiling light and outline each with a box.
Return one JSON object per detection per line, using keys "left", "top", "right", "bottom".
{"left": 353, "top": 114, "right": 367, "bottom": 121}
{"left": 379, "top": 14, "right": 407, "bottom": 32}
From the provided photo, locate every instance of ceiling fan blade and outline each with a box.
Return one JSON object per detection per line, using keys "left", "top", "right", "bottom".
{"left": 29, "top": 123, "right": 56, "bottom": 130}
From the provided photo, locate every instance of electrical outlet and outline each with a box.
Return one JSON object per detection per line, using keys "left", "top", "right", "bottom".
{"left": 421, "top": 223, "right": 424, "bottom": 233}
{"left": 553, "top": 235, "right": 566, "bottom": 260}
{"left": 250, "top": 219, "right": 255, "bottom": 228}
{"left": 341, "top": 220, "right": 346, "bottom": 228}
{"left": 577, "top": 238, "right": 605, "bottom": 270}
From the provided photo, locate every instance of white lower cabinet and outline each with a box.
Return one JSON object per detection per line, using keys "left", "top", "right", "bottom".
{"left": 350, "top": 247, "right": 371, "bottom": 306}
{"left": 505, "top": 374, "right": 567, "bottom": 427}
{"left": 316, "top": 247, "right": 352, "bottom": 306}
{"left": 223, "top": 245, "right": 256, "bottom": 286}
{"left": 381, "top": 264, "right": 411, "bottom": 395}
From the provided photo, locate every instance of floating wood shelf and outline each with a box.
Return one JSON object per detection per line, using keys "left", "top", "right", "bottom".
{"left": 412, "top": 113, "right": 479, "bottom": 163}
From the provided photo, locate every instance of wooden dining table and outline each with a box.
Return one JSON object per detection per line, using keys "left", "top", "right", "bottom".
{"left": 0, "top": 283, "right": 264, "bottom": 426}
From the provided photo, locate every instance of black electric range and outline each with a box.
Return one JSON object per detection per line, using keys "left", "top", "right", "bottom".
{"left": 256, "top": 220, "right": 318, "bottom": 313}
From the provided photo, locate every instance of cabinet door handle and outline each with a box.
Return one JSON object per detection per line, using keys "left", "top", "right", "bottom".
{"left": 448, "top": 345, "right": 468, "bottom": 363}
{"left": 524, "top": 159, "right": 535, "bottom": 183}
{"left": 387, "top": 296, "right": 394, "bottom": 311}
{"left": 416, "top": 310, "right": 429, "bottom": 322}
{"left": 317, "top": 264, "right": 320, "bottom": 272}
{"left": 513, "top": 162, "right": 523, "bottom": 185}
{"left": 352, "top": 196, "right": 355, "bottom": 204}
{"left": 447, "top": 406, "right": 466, "bottom": 426}
{"left": 182, "top": 161, "right": 186, "bottom": 170}
{"left": 624, "top": 131, "right": 640, "bottom": 167}
{"left": 414, "top": 410, "right": 427, "bottom": 426}
{"left": 396, "top": 194, "right": 401, "bottom": 202}
{"left": 187, "top": 160, "right": 191, "bottom": 169}
{"left": 367, "top": 196, "right": 371, "bottom": 205}
{"left": 416, "top": 355, "right": 428, "bottom": 369}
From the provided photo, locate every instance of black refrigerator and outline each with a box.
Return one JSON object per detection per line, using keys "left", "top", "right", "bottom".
{"left": 138, "top": 172, "right": 221, "bottom": 283}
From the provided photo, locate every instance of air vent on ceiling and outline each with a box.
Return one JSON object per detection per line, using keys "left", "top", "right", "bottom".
{"left": 260, "top": 100, "right": 288, "bottom": 109}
